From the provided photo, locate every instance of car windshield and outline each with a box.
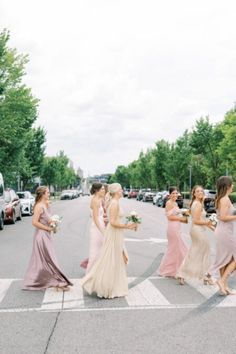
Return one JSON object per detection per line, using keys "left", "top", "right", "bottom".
{"left": 17, "top": 193, "right": 28, "bottom": 199}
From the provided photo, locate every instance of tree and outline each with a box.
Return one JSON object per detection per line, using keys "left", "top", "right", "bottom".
{"left": 0, "top": 29, "right": 39, "bottom": 186}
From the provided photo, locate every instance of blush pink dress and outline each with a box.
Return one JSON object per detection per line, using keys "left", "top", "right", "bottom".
{"left": 158, "top": 205, "right": 188, "bottom": 277}
{"left": 86, "top": 203, "right": 105, "bottom": 273}
{"left": 22, "top": 204, "right": 72, "bottom": 290}
{"left": 209, "top": 203, "right": 236, "bottom": 276}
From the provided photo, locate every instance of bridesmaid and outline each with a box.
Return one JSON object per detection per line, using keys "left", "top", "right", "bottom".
{"left": 209, "top": 176, "right": 236, "bottom": 295}
{"left": 158, "top": 186, "right": 188, "bottom": 281}
{"left": 80, "top": 183, "right": 137, "bottom": 298}
{"left": 176, "top": 186, "right": 214, "bottom": 285}
{"left": 86, "top": 183, "right": 106, "bottom": 273}
{"left": 22, "top": 186, "right": 72, "bottom": 291}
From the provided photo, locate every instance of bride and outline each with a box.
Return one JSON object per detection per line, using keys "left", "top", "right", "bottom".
{"left": 80, "top": 183, "right": 137, "bottom": 298}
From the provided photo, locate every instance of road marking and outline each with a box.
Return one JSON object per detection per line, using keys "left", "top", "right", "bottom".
{"left": 126, "top": 279, "right": 170, "bottom": 306}
{"left": 63, "top": 279, "right": 84, "bottom": 309}
{"left": 125, "top": 238, "right": 167, "bottom": 244}
{"left": 186, "top": 279, "right": 218, "bottom": 299}
{"left": 41, "top": 287, "right": 63, "bottom": 310}
{"left": 0, "top": 277, "right": 233, "bottom": 313}
{"left": 0, "top": 279, "right": 13, "bottom": 303}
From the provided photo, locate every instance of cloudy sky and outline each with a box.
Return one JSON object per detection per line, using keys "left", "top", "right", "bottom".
{"left": 1, "top": 0, "right": 236, "bottom": 176}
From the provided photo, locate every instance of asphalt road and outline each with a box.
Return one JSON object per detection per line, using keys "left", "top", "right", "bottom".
{"left": 0, "top": 197, "right": 236, "bottom": 354}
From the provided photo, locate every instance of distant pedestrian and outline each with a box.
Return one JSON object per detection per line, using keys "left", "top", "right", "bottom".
{"left": 22, "top": 186, "right": 72, "bottom": 291}
{"left": 176, "top": 186, "right": 214, "bottom": 285}
{"left": 158, "top": 187, "right": 188, "bottom": 282}
{"left": 209, "top": 176, "right": 236, "bottom": 295}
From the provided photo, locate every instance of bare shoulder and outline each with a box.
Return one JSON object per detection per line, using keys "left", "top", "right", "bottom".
{"left": 165, "top": 200, "right": 174, "bottom": 211}
{"left": 220, "top": 196, "right": 231, "bottom": 208}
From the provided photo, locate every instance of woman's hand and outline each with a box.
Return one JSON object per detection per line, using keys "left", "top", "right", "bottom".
{"left": 206, "top": 219, "right": 215, "bottom": 230}
{"left": 126, "top": 223, "right": 138, "bottom": 230}
{"left": 180, "top": 216, "right": 188, "bottom": 224}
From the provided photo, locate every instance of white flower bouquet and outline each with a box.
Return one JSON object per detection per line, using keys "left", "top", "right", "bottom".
{"left": 50, "top": 215, "right": 63, "bottom": 233}
{"left": 209, "top": 213, "right": 218, "bottom": 227}
{"left": 126, "top": 211, "right": 142, "bottom": 224}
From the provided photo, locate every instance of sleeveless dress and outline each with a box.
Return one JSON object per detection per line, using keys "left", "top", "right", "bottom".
{"left": 177, "top": 201, "right": 211, "bottom": 280}
{"left": 22, "top": 204, "right": 72, "bottom": 290}
{"left": 86, "top": 204, "right": 105, "bottom": 273}
{"left": 80, "top": 199, "right": 128, "bottom": 298}
{"left": 209, "top": 203, "right": 236, "bottom": 276}
{"left": 158, "top": 205, "right": 188, "bottom": 277}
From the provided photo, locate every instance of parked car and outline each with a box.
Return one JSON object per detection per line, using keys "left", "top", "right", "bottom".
{"left": 123, "top": 189, "right": 130, "bottom": 198}
{"left": 60, "top": 190, "right": 75, "bottom": 200}
{"left": 70, "top": 189, "right": 79, "bottom": 198}
{"left": 153, "top": 192, "right": 163, "bottom": 205}
{"left": 4, "top": 189, "right": 22, "bottom": 224}
{"left": 156, "top": 191, "right": 169, "bottom": 207}
{"left": 128, "top": 189, "right": 139, "bottom": 199}
{"left": 17, "top": 191, "right": 35, "bottom": 216}
{"left": 143, "top": 190, "right": 156, "bottom": 202}
{"left": 204, "top": 189, "right": 216, "bottom": 214}
{"left": 161, "top": 192, "right": 184, "bottom": 208}
{"left": 136, "top": 189, "right": 151, "bottom": 201}
{"left": 0, "top": 173, "right": 5, "bottom": 230}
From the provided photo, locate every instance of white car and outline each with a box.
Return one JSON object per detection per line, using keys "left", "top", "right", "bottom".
{"left": 17, "top": 191, "right": 35, "bottom": 215}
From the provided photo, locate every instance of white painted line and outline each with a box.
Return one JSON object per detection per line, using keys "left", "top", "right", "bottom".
{"left": 0, "top": 279, "right": 13, "bottom": 303}
{"left": 126, "top": 279, "right": 170, "bottom": 306}
{"left": 40, "top": 287, "right": 63, "bottom": 310}
{"left": 125, "top": 238, "right": 167, "bottom": 244}
{"left": 217, "top": 294, "right": 236, "bottom": 307}
{"left": 186, "top": 279, "right": 218, "bottom": 299}
{"left": 63, "top": 279, "right": 84, "bottom": 309}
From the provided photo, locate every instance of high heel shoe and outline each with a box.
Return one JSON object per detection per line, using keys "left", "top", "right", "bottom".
{"left": 177, "top": 277, "right": 185, "bottom": 285}
{"left": 216, "top": 280, "right": 227, "bottom": 296}
{"left": 55, "top": 285, "right": 70, "bottom": 292}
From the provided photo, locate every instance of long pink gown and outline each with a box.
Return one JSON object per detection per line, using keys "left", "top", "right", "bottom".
{"left": 86, "top": 204, "right": 105, "bottom": 273}
{"left": 22, "top": 204, "right": 72, "bottom": 290}
{"left": 209, "top": 203, "right": 236, "bottom": 276}
{"left": 158, "top": 206, "right": 188, "bottom": 277}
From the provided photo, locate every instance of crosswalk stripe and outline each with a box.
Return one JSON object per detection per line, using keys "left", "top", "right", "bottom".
{"left": 126, "top": 279, "right": 170, "bottom": 306}
{"left": 0, "top": 279, "right": 13, "bottom": 303}
{"left": 186, "top": 279, "right": 218, "bottom": 299}
{"left": 63, "top": 279, "right": 84, "bottom": 309}
{"left": 217, "top": 294, "right": 236, "bottom": 307}
{"left": 40, "top": 287, "right": 63, "bottom": 310}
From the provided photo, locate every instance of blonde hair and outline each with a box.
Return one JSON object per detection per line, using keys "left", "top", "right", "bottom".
{"left": 34, "top": 186, "right": 48, "bottom": 210}
{"left": 190, "top": 185, "right": 204, "bottom": 208}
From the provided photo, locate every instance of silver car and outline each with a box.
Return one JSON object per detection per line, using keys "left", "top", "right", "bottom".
{"left": 17, "top": 191, "right": 35, "bottom": 216}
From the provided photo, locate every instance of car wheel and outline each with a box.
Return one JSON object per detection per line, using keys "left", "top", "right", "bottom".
{"left": 0, "top": 213, "right": 4, "bottom": 230}
{"left": 17, "top": 209, "right": 22, "bottom": 221}
{"left": 11, "top": 212, "right": 16, "bottom": 224}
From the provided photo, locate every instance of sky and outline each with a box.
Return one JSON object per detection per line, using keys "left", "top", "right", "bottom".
{"left": 1, "top": 0, "right": 236, "bottom": 176}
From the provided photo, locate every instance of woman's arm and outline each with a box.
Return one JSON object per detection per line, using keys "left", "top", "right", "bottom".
{"left": 32, "top": 205, "right": 53, "bottom": 232}
{"left": 218, "top": 198, "right": 236, "bottom": 222}
{"left": 110, "top": 202, "right": 136, "bottom": 230}
{"left": 92, "top": 199, "right": 105, "bottom": 235}
{"left": 191, "top": 202, "right": 211, "bottom": 227}
{"left": 165, "top": 202, "right": 186, "bottom": 222}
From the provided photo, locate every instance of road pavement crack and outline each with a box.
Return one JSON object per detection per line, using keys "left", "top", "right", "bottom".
{"left": 43, "top": 292, "right": 64, "bottom": 354}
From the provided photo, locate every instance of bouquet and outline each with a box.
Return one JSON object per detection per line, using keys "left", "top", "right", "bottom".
{"left": 181, "top": 208, "right": 190, "bottom": 217}
{"left": 126, "top": 211, "right": 142, "bottom": 224}
{"left": 209, "top": 213, "right": 218, "bottom": 227}
{"left": 50, "top": 215, "right": 63, "bottom": 233}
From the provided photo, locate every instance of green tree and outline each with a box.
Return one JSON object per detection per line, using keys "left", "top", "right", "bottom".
{"left": 0, "top": 30, "right": 39, "bottom": 186}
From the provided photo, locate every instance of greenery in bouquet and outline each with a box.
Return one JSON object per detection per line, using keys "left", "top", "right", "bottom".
{"left": 126, "top": 211, "right": 142, "bottom": 224}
